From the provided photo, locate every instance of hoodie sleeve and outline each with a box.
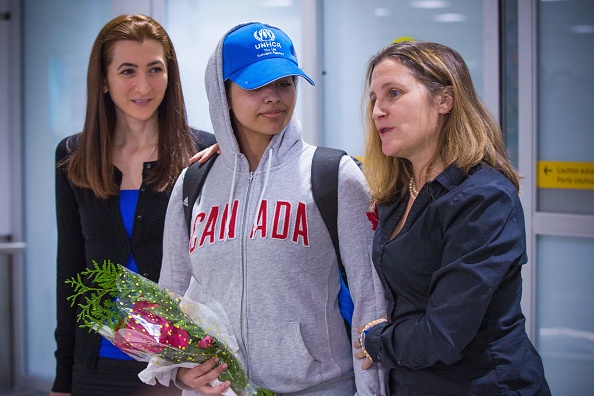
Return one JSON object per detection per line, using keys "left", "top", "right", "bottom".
{"left": 337, "top": 157, "right": 387, "bottom": 395}
{"left": 150, "top": 169, "right": 197, "bottom": 388}
{"left": 159, "top": 168, "right": 193, "bottom": 297}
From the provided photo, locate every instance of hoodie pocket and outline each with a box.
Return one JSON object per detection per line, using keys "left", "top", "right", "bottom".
{"left": 248, "top": 319, "right": 322, "bottom": 390}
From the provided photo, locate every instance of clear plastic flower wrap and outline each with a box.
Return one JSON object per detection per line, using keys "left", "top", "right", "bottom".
{"left": 67, "top": 259, "right": 275, "bottom": 395}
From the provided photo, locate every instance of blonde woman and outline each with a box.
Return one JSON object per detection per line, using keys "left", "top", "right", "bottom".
{"left": 354, "top": 41, "right": 550, "bottom": 395}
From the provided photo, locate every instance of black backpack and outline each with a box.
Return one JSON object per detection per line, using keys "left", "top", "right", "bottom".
{"left": 182, "top": 147, "right": 359, "bottom": 332}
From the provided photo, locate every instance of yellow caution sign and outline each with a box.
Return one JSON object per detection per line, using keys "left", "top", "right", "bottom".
{"left": 537, "top": 161, "right": 594, "bottom": 190}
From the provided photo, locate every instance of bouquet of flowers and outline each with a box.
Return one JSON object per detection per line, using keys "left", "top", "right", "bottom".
{"left": 67, "top": 259, "right": 275, "bottom": 395}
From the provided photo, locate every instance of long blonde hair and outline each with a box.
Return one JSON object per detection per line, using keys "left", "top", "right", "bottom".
{"left": 362, "top": 41, "right": 520, "bottom": 204}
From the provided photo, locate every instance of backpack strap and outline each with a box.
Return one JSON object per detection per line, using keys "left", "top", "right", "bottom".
{"left": 183, "top": 154, "right": 219, "bottom": 238}
{"left": 311, "top": 147, "right": 348, "bottom": 286}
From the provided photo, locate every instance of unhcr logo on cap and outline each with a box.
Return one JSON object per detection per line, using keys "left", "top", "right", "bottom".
{"left": 253, "top": 28, "right": 275, "bottom": 42}
{"left": 254, "top": 28, "right": 281, "bottom": 50}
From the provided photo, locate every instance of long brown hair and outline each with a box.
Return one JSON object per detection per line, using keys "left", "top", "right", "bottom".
{"left": 362, "top": 41, "right": 520, "bottom": 204}
{"left": 64, "top": 14, "right": 195, "bottom": 198}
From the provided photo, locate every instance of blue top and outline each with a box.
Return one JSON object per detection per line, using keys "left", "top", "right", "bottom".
{"left": 364, "top": 164, "right": 550, "bottom": 395}
{"left": 98, "top": 189, "right": 139, "bottom": 360}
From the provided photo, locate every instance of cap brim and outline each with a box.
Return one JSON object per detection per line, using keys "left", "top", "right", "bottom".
{"left": 227, "top": 57, "right": 315, "bottom": 90}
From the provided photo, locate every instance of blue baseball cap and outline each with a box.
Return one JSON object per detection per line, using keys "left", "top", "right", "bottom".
{"left": 223, "top": 23, "right": 315, "bottom": 90}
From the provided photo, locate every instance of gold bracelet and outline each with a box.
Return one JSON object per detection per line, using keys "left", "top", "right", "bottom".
{"left": 359, "top": 318, "right": 387, "bottom": 361}
{"left": 360, "top": 346, "right": 371, "bottom": 360}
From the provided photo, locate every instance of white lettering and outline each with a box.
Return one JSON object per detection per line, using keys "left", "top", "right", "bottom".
{"left": 254, "top": 41, "right": 282, "bottom": 50}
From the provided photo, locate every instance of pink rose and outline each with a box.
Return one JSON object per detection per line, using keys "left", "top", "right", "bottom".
{"left": 114, "top": 327, "right": 165, "bottom": 354}
{"left": 159, "top": 322, "right": 190, "bottom": 349}
{"left": 198, "top": 335, "right": 214, "bottom": 349}
{"left": 114, "top": 299, "right": 189, "bottom": 353}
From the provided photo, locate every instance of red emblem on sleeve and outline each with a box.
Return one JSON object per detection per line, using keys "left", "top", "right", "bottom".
{"left": 366, "top": 203, "right": 379, "bottom": 231}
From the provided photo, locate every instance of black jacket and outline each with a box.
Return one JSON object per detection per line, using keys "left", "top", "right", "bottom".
{"left": 51, "top": 129, "right": 216, "bottom": 393}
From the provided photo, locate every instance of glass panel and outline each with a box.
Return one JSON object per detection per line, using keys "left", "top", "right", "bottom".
{"left": 22, "top": 0, "right": 111, "bottom": 379}
{"left": 502, "top": 0, "right": 519, "bottom": 167}
{"left": 0, "top": 3, "right": 10, "bottom": 237}
{"left": 322, "top": 0, "right": 485, "bottom": 156}
{"left": 537, "top": 235, "right": 594, "bottom": 395}
{"left": 0, "top": 253, "right": 10, "bottom": 388}
{"left": 537, "top": 0, "right": 594, "bottom": 214}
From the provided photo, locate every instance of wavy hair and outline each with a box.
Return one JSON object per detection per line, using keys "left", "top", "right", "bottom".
{"left": 64, "top": 14, "right": 195, "bottom": 198}
{"left": 362, "top": 41, "right": 520, "bottom": 204}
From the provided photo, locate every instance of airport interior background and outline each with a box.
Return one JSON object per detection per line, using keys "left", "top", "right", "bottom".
{"left": 0, "top": 0, "right": 593, "bottom": 394}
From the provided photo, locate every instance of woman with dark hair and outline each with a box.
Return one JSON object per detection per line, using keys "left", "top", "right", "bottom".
{"left": 51, "top": 14, "right": 214, "bottom": 396}
{"left": 354, "top": 41, "right": 550, "bottom": 395}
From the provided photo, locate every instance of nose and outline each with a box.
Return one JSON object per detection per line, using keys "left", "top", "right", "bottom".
{"left": 135, "top": 73, "right": 151, "bottom": 95}
{"left": 262, "top": 85, "right": 281, "bottom": 103}
{"left": 372, "top": 99, "right": 387, "bottom": 120}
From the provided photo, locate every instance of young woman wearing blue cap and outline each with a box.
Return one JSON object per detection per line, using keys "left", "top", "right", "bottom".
{"left": 156, "top": 22, "right": 386, "bottom": 395}
{"left": 51, "top": 14, "right": 214, "bottom": 396}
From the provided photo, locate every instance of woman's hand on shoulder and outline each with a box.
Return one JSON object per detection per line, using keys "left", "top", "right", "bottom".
{"left": 177, "top": 357, "right": 230, "bottom": 394}
{"left": 189, "top": 144, "right": 220, "bottom": 165}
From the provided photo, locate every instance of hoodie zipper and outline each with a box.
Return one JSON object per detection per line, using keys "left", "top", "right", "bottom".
{"left": 239, "top": 171, "right": 255, "bottom": 376}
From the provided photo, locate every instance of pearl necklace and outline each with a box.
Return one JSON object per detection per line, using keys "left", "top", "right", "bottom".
{"left": 409, "top": 178, "right": 419, "bottom": 200}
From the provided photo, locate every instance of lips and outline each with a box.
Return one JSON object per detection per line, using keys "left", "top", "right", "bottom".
{"left": 260, "top": 108, "right": 284, "bottom": 118}
{"left": 132, "top": 99, "right": 151, "bottom": 104}
{"left": 377, "top": 126, "right": 393, "bottom": 135}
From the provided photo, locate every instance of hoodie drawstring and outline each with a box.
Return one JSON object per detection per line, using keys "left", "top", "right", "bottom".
{"left": 250, "top": 147, "right": 273, "bottom": 233}
{"left": 224, "top": 153, "right": 239, "bottom": 242}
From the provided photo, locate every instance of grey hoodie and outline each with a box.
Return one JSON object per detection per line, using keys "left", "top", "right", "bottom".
{"left": 159, "top": 22, "right": 386, "bottom": 395}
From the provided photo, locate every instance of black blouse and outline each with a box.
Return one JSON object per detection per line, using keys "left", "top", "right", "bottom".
{"left": 365, "top": 164, "right": 550, "bottom": 395}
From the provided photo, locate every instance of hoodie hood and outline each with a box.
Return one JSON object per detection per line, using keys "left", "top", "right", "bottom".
{"left": 205, "top": 22, "right": 305, "bottom": 173}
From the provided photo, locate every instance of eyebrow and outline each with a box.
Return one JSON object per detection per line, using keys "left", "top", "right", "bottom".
{"left": 369, "top": 81, "right": 397, "bottom": 97}
{"left": 116, "top": 60, "right": 164, "bottom": 71}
